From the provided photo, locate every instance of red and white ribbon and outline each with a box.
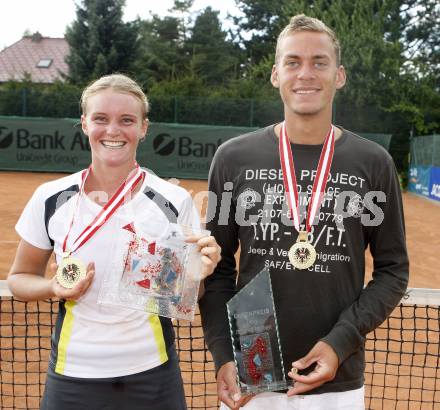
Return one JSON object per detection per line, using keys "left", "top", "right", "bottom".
{"left": 279, "top": 121, "right": 335, "bottom": 232}
{"left": 62, "top": 164, "right": 144, "bottom": 254}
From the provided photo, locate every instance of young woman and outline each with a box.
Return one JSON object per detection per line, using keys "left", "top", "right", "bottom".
{"left": 7, "top": 74, "right": 221, "bottom": 410}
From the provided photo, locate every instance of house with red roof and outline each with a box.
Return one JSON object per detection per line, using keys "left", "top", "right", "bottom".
{"left": 0, "top": 32, "right": 69, "bottom": 83}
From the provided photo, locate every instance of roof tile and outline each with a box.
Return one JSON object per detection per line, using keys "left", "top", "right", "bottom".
{"left": 0, "top": 35, "right": 69, "bottom": 83}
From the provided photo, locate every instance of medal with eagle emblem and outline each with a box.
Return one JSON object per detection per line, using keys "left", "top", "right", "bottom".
{"left": 288, "top": 231, "right": 317, "bottom": 270}
{"left": 56, "top": 253, "right": 87, "bottom": 288}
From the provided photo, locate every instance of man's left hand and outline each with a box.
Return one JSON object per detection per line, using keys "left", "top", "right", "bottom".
{"left": 287, "top": 341, "right": 339, "bottom": 396}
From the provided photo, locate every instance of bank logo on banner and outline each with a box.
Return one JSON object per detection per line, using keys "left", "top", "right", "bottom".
{"left": 0, "top": 126, "right": 13, "bottom": 149}
{"left": 153, "top": 133, "right": 175, "bottom": 156}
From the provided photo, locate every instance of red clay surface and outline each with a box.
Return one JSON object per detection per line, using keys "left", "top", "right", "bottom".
{"left": 1, "top": 171, "right": 439, "bottom": 288}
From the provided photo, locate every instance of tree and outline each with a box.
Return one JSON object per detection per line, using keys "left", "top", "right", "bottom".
{"left": 233, "top": 0, "right": 291, "bottom": 65}
{"left": 65, "top": 0, "right": 139, "bottom": 84}
{"left": 401, "top": 0, "right": 439, "bottom": 81}
{"left": 134, "top": 5, "right": 242, "bottom": 93}
{"left": 133, "top": 1, "right": 198, "bottom": 90}
{"left": 169, "top": 0, "right": 194, "bottom": 43}
{"left": 133, "top": 15, "right": 185, "bottom": 88}
{"left": 397, "top": 0, "right": 439, "bottom": 135}
{"left": 187, "top": 7, "right": 240, "bottom": 86}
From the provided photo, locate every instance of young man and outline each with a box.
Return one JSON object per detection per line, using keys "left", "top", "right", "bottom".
{"left": 199, "top": 14, "right": 409, "bottom": 410}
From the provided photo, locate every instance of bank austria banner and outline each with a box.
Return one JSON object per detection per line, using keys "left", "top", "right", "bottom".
{"left": 0, "top": 116, "right": 256, "bottom": 178}
{"left": 408, "top": 166, "right": 432, "bottom": 197}
{"left": 0, "top": 116, "right": 392, "bottom": 179}
{"left": 0, "top": 116, "right": 90, "bottom": 171}
{"left": 429, "top": 167, "right": 440, "bottom": 202}
{"left": 408, "top": 165, "right": 440, "bottom": 202}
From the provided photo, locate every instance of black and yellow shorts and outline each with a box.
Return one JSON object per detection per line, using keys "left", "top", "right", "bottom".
{"left": 40, "top": 346, "right": 186, "bottom": 410}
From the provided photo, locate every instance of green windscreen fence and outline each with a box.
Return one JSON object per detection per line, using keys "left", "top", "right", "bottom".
{"left": 0, "top": 116, "right": 391, "bottom": 179}
{"left": 410, "top": 135, "right": 440, "bottom": 167}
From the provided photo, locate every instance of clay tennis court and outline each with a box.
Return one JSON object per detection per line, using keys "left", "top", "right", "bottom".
{"left": 1, "top": 171, "right": 439, "bottom": 409}
{"left": 1, "top": 171, "right": 439, "bottom": 288}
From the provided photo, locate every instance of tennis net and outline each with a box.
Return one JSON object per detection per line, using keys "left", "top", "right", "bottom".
{"left": 1, "top": 282, "right": 439, "bottom": 410}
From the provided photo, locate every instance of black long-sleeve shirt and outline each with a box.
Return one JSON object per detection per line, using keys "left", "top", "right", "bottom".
{"left": 199, "top": 125, "right": 409, "bottom": 394}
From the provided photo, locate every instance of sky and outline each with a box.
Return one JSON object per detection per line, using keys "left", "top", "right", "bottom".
{"left": 0, "top": 0, "right": 241, "bottom": 49}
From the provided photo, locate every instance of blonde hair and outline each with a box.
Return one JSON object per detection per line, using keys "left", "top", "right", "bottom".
{"left": 275, "top": 14, "right": 341, "bottom": 65}
{"left": 80, "top": 74, "right": 149, "bottom": 118}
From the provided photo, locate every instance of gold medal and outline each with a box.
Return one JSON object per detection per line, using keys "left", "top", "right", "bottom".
{"left": 56, "top": 253, "right": 87, "bottom": 289}
{"left": 288, "top": 231, "right": 317, "bottom": 270}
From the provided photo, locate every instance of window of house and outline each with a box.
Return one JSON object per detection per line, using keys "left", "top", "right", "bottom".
{"left": 36, "top": 59, "right": 52, "bottom": 68}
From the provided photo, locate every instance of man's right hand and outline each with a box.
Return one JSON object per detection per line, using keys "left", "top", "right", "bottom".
{"left": 217, "top": 361, "right": 253, "bottom": 409}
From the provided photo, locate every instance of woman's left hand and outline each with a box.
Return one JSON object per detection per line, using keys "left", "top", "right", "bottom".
{"left": 186, "top": 235, "right": 221, "bottom": 279}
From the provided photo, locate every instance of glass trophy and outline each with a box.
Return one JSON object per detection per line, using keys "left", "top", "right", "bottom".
{"left": 98, "top": 222, "right": 208, "bottom": 321}
{"left": 227, "top": 269, "right": 289, "bottom": 394}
